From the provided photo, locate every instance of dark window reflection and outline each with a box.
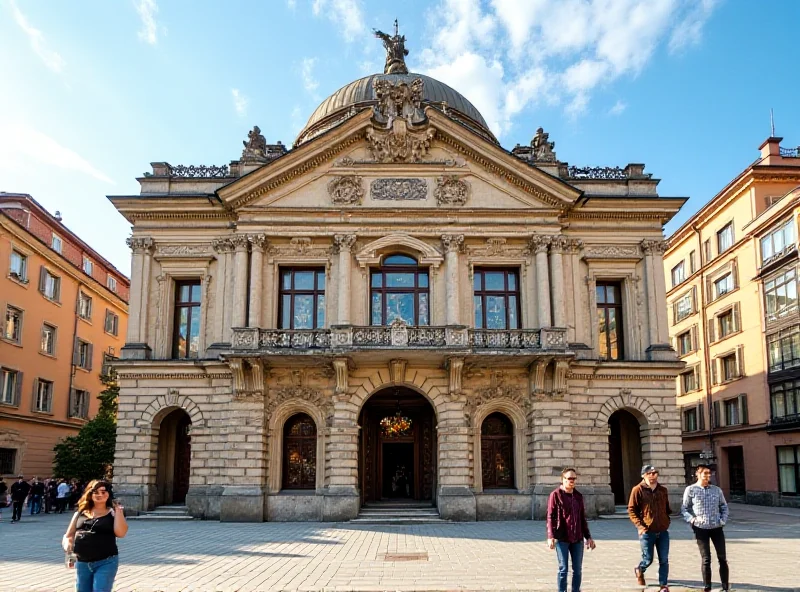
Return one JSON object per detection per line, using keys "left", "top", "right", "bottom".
{"left": 172, "top": 280, "right": 202, "bottom": 359}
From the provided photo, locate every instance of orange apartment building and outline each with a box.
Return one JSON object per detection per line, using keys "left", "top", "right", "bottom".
{"left": 0, "top": 193, "right": 129, "bottom": 478}
{"left": 665, "top": 137, "right": 800, "bottom": 507}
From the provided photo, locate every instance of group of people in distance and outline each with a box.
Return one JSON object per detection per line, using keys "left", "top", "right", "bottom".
{"left": 547, "top": 464, "right": 729, "bottom": 592}
{"left": 0, "top": 475, "right": 80, "bottom": 522}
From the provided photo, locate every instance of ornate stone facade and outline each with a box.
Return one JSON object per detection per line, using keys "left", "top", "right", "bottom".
{"left": 109, "top": 35, "right": 686, "bottom": 523}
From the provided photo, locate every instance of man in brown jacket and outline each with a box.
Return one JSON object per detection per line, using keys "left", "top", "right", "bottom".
{"left": 628, "top": 464, "right": 672, "bottom": 591}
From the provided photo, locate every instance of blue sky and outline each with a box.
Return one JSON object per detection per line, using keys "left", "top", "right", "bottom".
{"left": 2, "top": 0, "right": 799, "bottom": 277}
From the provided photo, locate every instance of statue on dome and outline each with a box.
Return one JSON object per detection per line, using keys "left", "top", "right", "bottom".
{"left": 532, "top": 127, "right": 557, "bottom": 162}
{"left": 241, "top": 125, "right": 268, "bottom": 162}
{"left": 374, "top": 20, "right": 409, "bottom": 75}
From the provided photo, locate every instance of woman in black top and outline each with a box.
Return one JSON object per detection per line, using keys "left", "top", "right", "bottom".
{"left": 63, "top": 480, "right": 128, "bottom": 592}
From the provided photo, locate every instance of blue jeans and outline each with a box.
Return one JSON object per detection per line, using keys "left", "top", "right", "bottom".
{"left": 556, "top": 541, "right": 584, "bottom": 592}
{"left": 29, "top": 495, "right": 42, "bottom": 514}
{"left": 639, "top": 530, "right": 670, "bottom": 586}
{"left": 76, "top": 555, "right": 118, "bottom": 592}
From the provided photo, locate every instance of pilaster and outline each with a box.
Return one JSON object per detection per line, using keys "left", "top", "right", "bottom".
{"left": 334, "top": 234, "right": 357, "bottom": 325}
{"left": 441, "top": 234, "right": 464, "bottom": 326}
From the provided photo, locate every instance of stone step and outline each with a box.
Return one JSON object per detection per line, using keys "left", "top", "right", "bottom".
{"left": 127, "top": 514, "right": 194, "bottom": 521}
{"left": 148, "top": 508, "right": 190, "bottom": 515}
{"left": 349, "top": 517, "right": 451, "bottom": 525}
{"left": 362, "top": 503, "right": 434, "bottom": 509}
{"left": 358, "top": 508, "right": 440, "bottom": 515}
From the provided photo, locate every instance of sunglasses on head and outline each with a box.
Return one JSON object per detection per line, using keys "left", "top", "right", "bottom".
{"left": 645, "top": 471, "right": 659, "bottom": 475}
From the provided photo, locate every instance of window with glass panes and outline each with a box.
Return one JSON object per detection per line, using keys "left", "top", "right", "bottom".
{"left": 172, "top": 280, "right": 202, "bottom": 359}
{"left": 761, "top": 219, "right": 795, "bottom": 263}
{"left": 714, "top": 273, "right": 733, "bottom": 299}
{"left": 4, "top": 306, "right": 22, "bottom": 342}
{"left": 481, "top": 412, "right": 514, "bottom": 488}
{"left": 35, "top": 379, "right": 53, "bottom": 413}
{"left": 596, "top": 282, "right": 623, "bottom": 360}
{"left": 770, "top": 380, "right": 800, "bottom": 421}
{"left": 1, "top": 369, "right": 18, "bottom": 405}
{"left": 473, "top": 268, "right": 520, "bottom": 329}
{"left": 777, "top": 445, "right": 800, "bottom": 495}
{"left": 675, "top": 293, "right": 693, "bottom": 321}
{"left": 724, "top": 398, "right": 741, "bottom": 425}
{"left": 0, "top": 448, "right": 15, "bottom": 474}
{"left": 78, "top": 293, "right": 92, "bottom": 319}
{"left": 41, "top": 324, "right": 56, "bottom": 355}
{"left": 767, "top": 327, "right": 800, "bottom": 373}
{"left": 671, "top": 261, "right": 685, "bottom": 287}
{"left": 10, "top": 250, "right": 27, "bottom": 280}
{"left": 681, "top": 368, "right": 698, "bottom": 393}
{"left": 717, "top": 223, "right": 734, "bottom": 254}
{"left": 283, "top": 413, "right": 317, "bottom": 489}
{"left": 370, "top": 255, "right": 429, "bottom": 326}
{"left": 721, "top": 352, "right": 738, "bottom": 381}
{"left": 677, "top": 330, "right": 693, "bottom": 355}
{"left": 683, "top": 407, "right": 698, "bottom": 432}
{"left": 718, "top": 309, "right": 735, "bottom": 338}
{"left": 765, "top": 269, "right": 797, "bottom": 320}
{"left": 279, "top": 269, "right": 326, "bottom": 329}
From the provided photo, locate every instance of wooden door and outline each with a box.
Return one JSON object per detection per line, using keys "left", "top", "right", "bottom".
{"left": 172, "top": 413, "right": 191, "bottom": 504}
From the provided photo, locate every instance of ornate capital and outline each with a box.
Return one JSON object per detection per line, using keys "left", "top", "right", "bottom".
{"left": 640, "top": 239, "right": 668, "bottom": 256}
{"left": 441, "top": 234, "right": 465, "bottom": 254}
{"left": 565, "top": 238, "right": 584, "bottom": 253}
{"left": 549, "top": 235, "right": 569, "bottom": 254}
{"left": 528, "top": 235, "right": 551, "bottom": 255}
{"left": 446, "top": 357, "right": 465, "bottom": 397}
{"left": 231, "top": 235, "right": 250, "bottom": 252}
{"left": 126, "top": 236, "right": 154, "bottom": 254}
{"left": 328, "top": 175, "right": 364, "bottom": 206}
{"left": 333, "top": 234, "right": 357, "bottom": 254}
{"left": 248, "top": 234, "right": 268, "bottom": 252}
{"left": 434, "top": 176, "right": 470, "bottom": 206}
{"left": 211, "top": 237, "right": 234, "bottom": 254}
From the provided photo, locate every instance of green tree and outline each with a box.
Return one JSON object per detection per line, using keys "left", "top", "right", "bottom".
{"left": 52, "top": 371, "right": 119, "bottom": 482}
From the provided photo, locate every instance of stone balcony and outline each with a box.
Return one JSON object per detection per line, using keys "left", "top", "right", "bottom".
{"left": 229, "top": 323, "right": 567, "bottom": 356}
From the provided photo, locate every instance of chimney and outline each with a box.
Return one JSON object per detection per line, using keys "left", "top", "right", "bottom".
{"left": 759, "top": 137, "right": 783, "bottom": 164}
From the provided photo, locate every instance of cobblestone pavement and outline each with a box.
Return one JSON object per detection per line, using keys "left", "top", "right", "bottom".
{"left": 0, "top": 504, "right": 798, "bottom": 592}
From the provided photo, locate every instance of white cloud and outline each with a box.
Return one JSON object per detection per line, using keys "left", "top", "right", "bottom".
{"left": 311, "top": 0, "right": 364, "bottom": 42}
{"left": 134, "top": 0, "right": 160, "bottom": 45}
{"left": 8, "top": 0, "right": 65, "bottom": 73}
{"left": 0, "top": 121, "right": 113, "bottom": 184}
{"left": 287, "top": 0, "right": 297, "bottom": 9}
{"left": 419, "top": 0, "right": 719, "bottom": 137}
{"left": 301, "top": 58, "right": 319, "bottom": 96}
{"left": 609, "top": 100, "right": 628, "bottom": 116}
{"left": 231, "top": 89, "right": 249, "bottom": 117}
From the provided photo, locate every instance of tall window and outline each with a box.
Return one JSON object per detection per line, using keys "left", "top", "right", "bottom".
{"left": 677, "top": 329, "right": 693, "bottom": 356}
{"left": 718, "top": 309, "right": 735, "bottom": 339}
{"left": 724, "top": 398, "right": 741, "bottom": 426}
{"left": 172, "top": 281, "right": 202, "bottom": 359}
{"left": 107, "top": 276, "right": 117, "bottom": 291}
{"left": 771, "top": 380, "right": 799, "bottom": 421}
{"left": 0, "top": 448, "right": 15, "bottom": 474}
{"left": 370, "top": 254, "right": 429, "bottom": 326}
{"left": 9, "top": 250, "right": 27, "bottom": 281}
{"left": 78, "top": 293, "right": 92, "bottom": 320}
{"left": 767, "top": 327, "right": 800, "bottom": 373}
{"left": 717, "top": 223, "right": 734, "bottom": 254}
{"left": 761, "top": 219, "right": 795, "bottom": 263}
{"left": 69, "top": 389, "right": 90, "bottom": 419}
{"left": 689, "top": 250, "right": 697, "bottom": 274}
{"left": 671, "top": 261, "right": 685, "bottom": 287}
{"left": 680, "top": 368, "right": 699, "bottom": 394}
{"left": 82, "top": 257, "right": 93, "bottom": 275}
{"left": 76, "top": 340, "right": 93, "bottom": 370}
{"left": 4, "top": 306, "right": 22, "bottom": 343}
{"left": 473, "top": 268, "right": 520, "bottom": 329}
{"left": 778, "top": 445, "right": 800, "bottom": 496}
{"left": 481, "top": 412, "right": 514, "bottom": 489}
{"left": 104, "top": 310, "right": 119, "bottom": 336}
{"left": 675, "top": 291, "right": 694, "bottom": 322}
{"left": 283, "top": 413, "right": 317, "bottom": 489}
{"left": 683, "top": 407, "right": 699, "bottom": 432}
{"left": 41, "top": 324, "right": 56, "bottom": 355}
{"left": 713, "top": 273, "right": 734, "bottom": 299}
{"left": 51, "top": 234, "right": 62, "bottom": 253}
{"left": 39, "top": 268, "right": 61, "bottom": 301}
{"left": 34, "top": 379, "right": 53, "bottom": 413}
{"left": 1, "top": 369, "right": 19, "bottom": 405}
{"left": 596, "top": 282, "right": 623, "bottom": 361}
{"left": 279, "top": 268, "right": 325, "bottom": 329}
{"left": 765, "top": 269, "right": 797, "bottom": 321}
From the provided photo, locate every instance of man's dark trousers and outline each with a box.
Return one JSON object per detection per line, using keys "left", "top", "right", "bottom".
{"left": 11, "top": 499, "right": 23, "bottom": 521}
{"left": 693, "top": 526, "right": 729, "bottom": 589}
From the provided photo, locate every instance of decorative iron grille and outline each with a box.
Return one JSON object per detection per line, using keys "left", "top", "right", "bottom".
{"left": 167, "top": 164, "right": 231, "bottom": 178}
{"left": 567, "top": 166, "right": 627, "bottom": 180}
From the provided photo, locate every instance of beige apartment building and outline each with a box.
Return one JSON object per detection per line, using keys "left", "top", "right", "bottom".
{"left": 665, "top": 137, "right": 800, "bottom": 507}
{"left": 109, "top": 33, "right": 687, "bottom": 522}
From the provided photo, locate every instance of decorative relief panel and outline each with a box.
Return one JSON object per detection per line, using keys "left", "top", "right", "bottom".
{"left": 370, "top": 178, "right": 427, "bottom": 201}
{"left": 268, "top": 237, "right": 332, "bottom": 259}
{"left": 155, "top": 244, "right": 211, "bottom": 258}
{"left": 434, "top": 176, "right": 469, "bottom": 206}
{"left": 327, "top": 175, "right": 364, "bottom": 206}
{"left": 463, "top": 370, "right": 529, "bottom": 422}
{"left": 466, "top": 237, "right": 530, "bottom": 258}
{"left": 583, "top": 245, "right": 641, "bottom": 259}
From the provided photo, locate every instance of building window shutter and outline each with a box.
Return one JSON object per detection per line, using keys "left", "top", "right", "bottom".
{"left": 698, "top": 404, "right": 706, "bottom": 431}
{"left": 87, "top": 344, "right": 93, "bottom": 371}
{"left": 68, "top": 388, "right": 75, "bottom": 417}
{"left": 72, "top": 339, "right": 80, "bottom": 366}
{"left": 739, "top": 394, "right": 748, "bottom": 425}
{"left": 38, "top": 266, "right": 46, "bottom": 293}
{"left": 731, "top": 260, "right": 739, "bottom": 289}
{"left": 712, "top": 400, "right": 721, "bottom": 428}
{"left": 696, "top": 365, "right": 702, "bottom": 390}
{"left": 14, "top": 371, "right": 23, "bottom": 406}
{"left": 691, "top": 325, "right": 698, "bottom": 352}
{"left": 711, "top": 357, "right": 718, "bottom": 385}
{"left": 732, "top": 302, "right": 741, "bottom": 332}
{"left": 671, "top": 301, "right": 677, "bottom": 325}
{"left": 31, "top": 378, "right": 39, "bottom": 412}
{"left": 707, "top": 318, "right": 716, "bottom": 343}
{"left": 691, "top": 286, "right": 698, "bottom": 312}
{"left": 736, "top": 345, "right": 744, "bottom": 377}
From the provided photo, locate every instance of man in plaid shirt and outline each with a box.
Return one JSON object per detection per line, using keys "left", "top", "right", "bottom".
{"left": 681, "top": 464, "right": 730, "bottom": 592}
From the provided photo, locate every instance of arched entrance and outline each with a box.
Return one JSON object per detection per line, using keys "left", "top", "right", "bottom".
{"left": 358, "top": 387, "right": 436, "bottom": 504}
{"left": 156, "top": 408, "right": 192, "bottom": 506}
{"left": 608, "top": 409, "right": 643, "bottom": 505}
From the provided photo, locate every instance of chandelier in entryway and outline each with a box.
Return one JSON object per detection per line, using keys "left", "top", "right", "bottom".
{"left": 380, "top": 390, "right": 412, "bottom": 437}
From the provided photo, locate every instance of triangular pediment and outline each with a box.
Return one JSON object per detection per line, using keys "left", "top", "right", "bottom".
{"left": 217, "top": 109, "right": 581, "bottom": 213}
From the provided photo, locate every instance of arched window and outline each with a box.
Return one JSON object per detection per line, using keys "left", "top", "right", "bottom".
{"left": 370, "top": 254, "right": 429, "bottom": 326}
{"left": 481, "top": 412, "right": 514, "bottom": 488}
{"left": 283, "top": 413, "right": 317, "bottom": 489}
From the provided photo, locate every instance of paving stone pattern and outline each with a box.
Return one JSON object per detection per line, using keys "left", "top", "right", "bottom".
{"left": 0, "top": 504, "right": 798, "bottom": 592}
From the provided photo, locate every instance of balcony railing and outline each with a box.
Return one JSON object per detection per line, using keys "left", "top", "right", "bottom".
{"left": 767, "top": 412, "right": 800, "bottom": 431}
{"left": 230, "top": 325, "right": 567, "bottom": 353}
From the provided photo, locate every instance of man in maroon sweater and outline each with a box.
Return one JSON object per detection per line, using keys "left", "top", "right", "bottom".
{"left": 628, "top": 464, "right": 672, "bottom": 592}
{"left": 547, "top": 468, "right": 596, "bottom": 592}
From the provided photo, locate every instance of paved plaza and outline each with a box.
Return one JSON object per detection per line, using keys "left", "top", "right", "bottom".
{"left": 0, "top": 504, "right": 798, "bottom": 592}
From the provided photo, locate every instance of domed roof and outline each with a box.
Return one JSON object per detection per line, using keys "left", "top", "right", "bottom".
{"left": 295, "top": 73, "right": 498, "bottom": 147}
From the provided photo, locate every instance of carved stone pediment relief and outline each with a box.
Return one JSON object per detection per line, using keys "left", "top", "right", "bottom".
{"left": 366, "top": 118, "right": 436, "bottom": 163}
{"left": 434, "top": 175, "right": 469, "bottom": 206}
{"left": 463, "top": 370, "right": 529, "bottom": 421}
{"left": 583, "top": 244, "right": 641, "bottom": 259}
{"left": 371, "top": 178, "right": 428, "bottom": 201}
{"left": 268, "top": 237, "right": 332, "bottom": 259}
{"left": 154, "top": 244, "right": 212, "bottom": 258}
{"left": 328, "top": 175, "right": 364, "bottom": 206}
{"left": 466, "top": 237, "right": 530, "bottom": 259}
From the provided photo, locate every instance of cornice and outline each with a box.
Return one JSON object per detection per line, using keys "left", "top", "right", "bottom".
{"left": 566, "top": 373, "right": 678, "bottom": 381}
{"left": 119, "top": 372, "right": 232, "bottom": 380}
{"left": 126, "top": 212, "right": 235, "bottom": 222}
{"left": 566, "top": 211, "right": 670, "bottom": 222}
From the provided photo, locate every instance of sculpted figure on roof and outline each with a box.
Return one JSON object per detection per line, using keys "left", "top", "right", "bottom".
{"left": 374, "top": 20, "right": 409, "bottom": 75}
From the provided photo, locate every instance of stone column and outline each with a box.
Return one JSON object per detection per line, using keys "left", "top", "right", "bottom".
{"left": 248, "top": 235, "right": 267, "bottom": 328}
{"left": 566, "top": 239, "right": 585, "bottom": 344}
{"left": 231, "top": 235, "right": 250, "bottom": 328}
{"left": 211, "top": 238, "right": 233, "bottom": 345}
{"left": 530, "top": 236, "right": 551, "bottom": 327}
{"left": 122, "top": 237, "right": 153, "bottom": 358}
{"left": 641, "top": 240, "right": 659, "bottom": 348}
{"left": 334, "top": 234, "right": 356, "bottom": 325}
{"left": 441, "top": 234, "right": 464, "bottom": 325}
{"left": 652, "top": 240, "right": 671, "bottom": 344}
{"left": 549, "top": 236, "right": 567, "bottom": 328}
